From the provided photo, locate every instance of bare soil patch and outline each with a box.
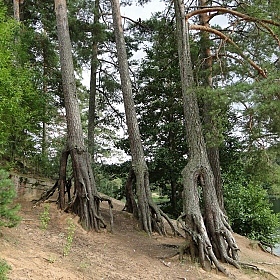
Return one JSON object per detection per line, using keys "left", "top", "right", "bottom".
{"left": 1, "top": 198, "right": 279, "bottom": 280}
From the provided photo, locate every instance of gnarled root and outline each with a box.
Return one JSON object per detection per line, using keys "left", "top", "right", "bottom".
{"left": 177, "top": 211, "right": 240, "bottom": 276}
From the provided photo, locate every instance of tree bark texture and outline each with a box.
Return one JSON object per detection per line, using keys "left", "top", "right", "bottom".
{"left": 198, "top": 0, "right": 225, "bottom": 212}
{"left": 54, "top": 0, "right": 112, "bottom": 231}
{"left": 111, "top": 0, "right": 174, "bottom": 235}
{"left": 88, "top": 0, "right": 100, "bottom": 157}
{"left": 174, "top": 0, "right": 239, "bottom": 274}
{"left": 123, "top": 169, "right": 137, "bottom": 215}
{"left": 13, "top": 0, "right": 20, "bottom": 21}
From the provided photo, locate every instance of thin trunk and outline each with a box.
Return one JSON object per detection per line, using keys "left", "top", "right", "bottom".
{"left": 88, "top": 0, "right": 100, "bottom": 157}
{"left": 54, "top": 0, "right": 112, "bottom": 231}
{"left": 13, "top": 0, "right": 20, "bottom": 21}
{"left": 58, "top": 150, "right": 69, "bottom": 209}
{"left": 42, "top": 39, "right": 48, "bottom": 160}
{"left": 174, "top": 0, "right": 239, "bottom": 274}
{"left": 170, "top": 179, "right": 177, "bottom": 210}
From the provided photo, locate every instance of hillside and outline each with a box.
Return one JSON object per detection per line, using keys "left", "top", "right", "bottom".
{"left": 1, "top": 197, "right": 280, "bottom": 280}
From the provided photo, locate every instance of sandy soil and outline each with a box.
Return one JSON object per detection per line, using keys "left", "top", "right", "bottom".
{"left": 1, "top": 198, "right": 280, "bottom": 280}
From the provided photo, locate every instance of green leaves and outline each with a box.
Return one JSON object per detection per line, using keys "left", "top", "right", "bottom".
{"left": 0, "top": 169, "right": 21, "bottom": 228}
{"left": 0, "top": 4, "right": 46, "bottom": 160}
{"left": 224, "top": 172, "right": 280, "bottom": 244}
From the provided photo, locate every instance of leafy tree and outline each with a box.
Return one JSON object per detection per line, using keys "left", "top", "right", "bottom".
{"left": 223, "top": 171, "right": 279, "bottom": 244}
{"left": 0, "top": 1, "right": 46, "bottom": 166}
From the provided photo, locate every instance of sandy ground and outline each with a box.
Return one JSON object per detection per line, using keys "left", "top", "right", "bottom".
{"left": 1, "top": 198, "right": 280, "bottom": 280}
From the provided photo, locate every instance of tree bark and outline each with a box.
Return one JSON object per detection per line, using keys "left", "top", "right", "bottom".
{"left": 198, "top": 0, "right": 225, "bottom": 212}
{"left": 110, "top": 0, "right": 173, "bottom": 235}
{"left": 13, "top": 0, "right": 20, "bottom": 21}
{"left": 88, "top": 0, "right": 100, "bottom": 157}
{"left": 54, "top": 0, "right": 112, "bottom": 231}
{"left": 174, "top": 0, "right": 239, "bottom": 273}
{"left": 123, "top": 168, "right": 138, "bottom": 218}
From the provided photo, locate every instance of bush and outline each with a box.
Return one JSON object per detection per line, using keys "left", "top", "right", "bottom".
{"left": 0, "top": 169, "right": 21, "bottom": 228}
{"left": 224, "top": 180, "right": 280, "bottom": 244}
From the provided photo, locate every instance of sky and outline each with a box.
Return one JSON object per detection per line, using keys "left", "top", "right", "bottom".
{"left": 121, "top": 1, "right": 166, "bottom": 20}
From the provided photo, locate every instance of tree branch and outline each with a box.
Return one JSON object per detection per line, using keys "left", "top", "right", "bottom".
{"left": 186, "top": 7, "right": 280, "bottom": 27}
{"left": 190, "top": 24, "right": 267, "bottom": 77}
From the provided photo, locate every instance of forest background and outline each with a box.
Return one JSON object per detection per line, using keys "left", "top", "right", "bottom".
{"left": 0, "top": 0, "right": 280, "bottom": 264}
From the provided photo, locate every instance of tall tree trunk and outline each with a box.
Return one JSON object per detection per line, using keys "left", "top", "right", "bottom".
{"left": 198, "top": 0, "right": 224, "bottom": 211}
{"left": 111, "top": 0, "right": 176, "bottom": 235}
{"left": 13, "top": 0, "right": 20, "bottom": 21}
{"left": 88, "top": 0, "right": 100, "bottom": 157}
{"left": 174, "top": 0, "right": 239, "bottom": 274}
{"left": 54, "top": 0, "right": 112, "bottom": 231}
{"left": 42, "top": 34, "right": 48, "bottom": 161}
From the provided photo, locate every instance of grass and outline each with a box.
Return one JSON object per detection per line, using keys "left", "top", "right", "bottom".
{"left": 151, "top": 192, "right": 169, "bottom": 204}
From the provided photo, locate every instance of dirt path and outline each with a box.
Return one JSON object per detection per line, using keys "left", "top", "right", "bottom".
{"left": 1, "top": 198, "right": 279, "bottom": 280}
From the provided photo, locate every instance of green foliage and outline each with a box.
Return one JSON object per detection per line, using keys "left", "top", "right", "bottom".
{"left": 39, "top": 204, "right": 51, "bottom": 230}
{"left": 224, "top": 177, "right": 280, "bottom": 244}
{"left": 0, "top": 3, "right": 47, "bottom": 162}
{"left": 63, "top": 218, "right": 76, "bottom": 257}
{"left": 0, "top": 169, "right": 21, "bottom": 228}
{"left": 95, "top": 165, "right": 124, "bottom": 199}
{"left": 0, "top": 259, "right": 11, "bottom": 280}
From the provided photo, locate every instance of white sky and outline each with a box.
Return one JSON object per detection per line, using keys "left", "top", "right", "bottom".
{"left": 121, "top": 1, "right": 166, "bottom": 20}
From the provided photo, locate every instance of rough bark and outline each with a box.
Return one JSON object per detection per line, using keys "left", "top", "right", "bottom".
{"left": 13, "top": 0, "right": 20, "bottom": 21}
{"left": 123, "top": 168, "right": 138, "bottom": 218}
{"left": 88, "top": 0, "right": 100, "bottom": 157}
{"left": 54, "top": 0, "right": 112, "bottom": 231}
{"left": 111, "top": 0, "right": 174, "bottom": 235}
{"left": 198, "top": 0, "right": 225, "bottom": 211}
{"left": 174, "top": 0, "right": 239, "bottom": 274}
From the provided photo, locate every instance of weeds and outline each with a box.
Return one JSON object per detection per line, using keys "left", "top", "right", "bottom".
{"left": 0, "top": 259, "right": 11, "bottom": 280}
{"left": 63, "top": 218, "right": 76, "bottom": 256}
{"left": 39, "top": 204, "right": 50, "bottom": 230}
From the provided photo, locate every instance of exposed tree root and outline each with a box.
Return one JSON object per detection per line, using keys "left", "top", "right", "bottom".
{"left": 258, "top": 241, "right": 274, "bottom": 255}
{"left": 32, "top": 180, "right": 59, "bottom": 206}
{"left": 128, "top": 165, "right": 182, "bottom": 237}
{"left": 240, "top": 262, "right": 279, "bottom": 279}
{"left": 32, "top": 149, "right": 114, "bottom": 232}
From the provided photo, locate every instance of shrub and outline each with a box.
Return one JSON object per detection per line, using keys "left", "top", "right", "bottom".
{"left": 0, "top": 169, "right": 21, "bottom": 228}
{"left": 224, "top": 180, "right": 280, "bottom": 244}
